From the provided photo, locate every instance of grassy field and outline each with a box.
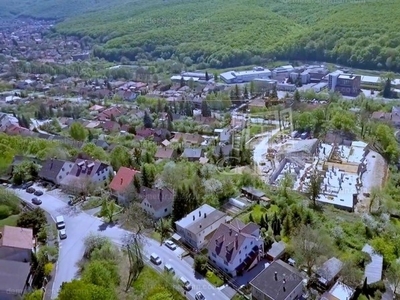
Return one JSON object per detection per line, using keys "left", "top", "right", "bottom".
{"left": 205, "top": 270, "right": 224, "bottom": 287}
{"left": 0, "top": 214, "right": 19, "bottom": 226}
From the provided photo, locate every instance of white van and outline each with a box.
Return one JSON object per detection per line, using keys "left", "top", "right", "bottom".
{"left": 164, "top": 264, "right": 174, "bottom": 274}
{"left": 179, "top": 276, "right": 192, "bottom": 291}
{"left": 56, "top": 216, "right": 65, "bottom": 229}
{"left": 150, "top": 253, "right": 162, "bottom": 265}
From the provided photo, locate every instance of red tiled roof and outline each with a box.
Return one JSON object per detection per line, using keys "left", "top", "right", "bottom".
{"left": 109, "top": 167, "right": 140, "bottom": 192}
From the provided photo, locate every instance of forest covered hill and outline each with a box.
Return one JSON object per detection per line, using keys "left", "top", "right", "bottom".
{"left": 3, "top": 0, "right": 400, "bottom": 72}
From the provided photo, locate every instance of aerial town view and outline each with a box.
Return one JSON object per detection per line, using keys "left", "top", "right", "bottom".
{"left": 1, "top": 1, "right": 400, "bottom": 300}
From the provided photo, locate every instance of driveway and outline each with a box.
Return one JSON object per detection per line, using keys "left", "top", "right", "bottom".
{"left": 11, "top": 187, "right": 229, "bottom": 300}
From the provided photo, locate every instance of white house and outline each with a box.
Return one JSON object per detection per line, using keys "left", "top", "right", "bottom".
{"left": 139, "top": 187, "right": 174, "bottom": 219}
{"left": 175, "top": 204, "right": 227, "bottom": 250}
{"left": 207, "top": 219, "right": 263, "bottom": 277}
{"left": 220, "top": 67, "right": 271, "bottom": 84}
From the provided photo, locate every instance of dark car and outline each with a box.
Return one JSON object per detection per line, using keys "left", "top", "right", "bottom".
{"left": 31, "top": 197, "right": 42, "bottom": 205}
{"left": 22, "top": 181, "right": 33, "bottom": 189}
{"left": 26, "top": 187, "right": 36, "bottom": 194}
{"left": 34, "top": 190, "right": 43, "bottom": 196}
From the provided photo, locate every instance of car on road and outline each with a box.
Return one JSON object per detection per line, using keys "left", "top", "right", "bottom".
{"left": 164, "top": 264, "right": 175, "bottom": 274}
{"left": 179, "top": 277, "right": 192, "bottom": 291}
{"left": 22, "top": 181, "right": 33, "bottom": 189}
{"left": 195, "top": 292, "right": 205, "bottom": 300}
{"left": 59, "top": 229, "right": 67, "bottom": 240}
{"left": 56, "top": 216, "right": 65, "bottom": 230}
{"left": 150, "top": 253, "right": 162, "bottom": 265}
{"left": 34, "top": 190, "right": 43, "bottom": 196}
{"left": 26, "top": 187, "right": 35, "bottom": 194}
{"left": 164, "top": 240, "right": 177, "bottom": 250}
{"left": 31, "top": 197, "right": 42, "bottom": 205}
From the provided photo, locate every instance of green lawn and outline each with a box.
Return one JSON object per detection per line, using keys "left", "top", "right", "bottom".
{"left": 0, "top": 214, "right": 19, "bottom": 226}
{"left": 240, "top": 204, "right": 279, "bottom": 223}
{"left": 81, "top": 197, "right": 103, "bottom": 210}
{"left": 205, "top": 270, "right": 224, "bottom": 287}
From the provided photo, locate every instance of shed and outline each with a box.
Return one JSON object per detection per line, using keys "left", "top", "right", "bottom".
{"left": 266, "top": 241, "right": 286, "bottom": 261}
{"left": 315, "top": 257, "right": 343, "bottom": 287}
{"left": 241, "top": 186, "right": 265, "bottom": 201}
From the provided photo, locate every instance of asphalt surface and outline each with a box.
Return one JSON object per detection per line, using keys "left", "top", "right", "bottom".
{"left": 11, "top": 186, "right": 229, "bottom": 300}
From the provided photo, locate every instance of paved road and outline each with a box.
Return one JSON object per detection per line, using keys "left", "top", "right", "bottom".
{"left": 12, "top": 187, "right": 229, "bottom": 300}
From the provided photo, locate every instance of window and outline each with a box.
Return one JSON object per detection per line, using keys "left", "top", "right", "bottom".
{"left": 245, "top": 246, "right": 247, "bottom": 250}
{"left": 59, "top": 175, "right": 62, "bottom": 179}
{"left": 250, "top": 241, "right": 253, "bottom": 245}
{"left": 239, "top": 250, "right": 241, "bottom": 254}
{"left": 164, "top": 208, "right": 167, "bottom": 212}
{"left": 62, "top": 168, "right": 65, "bottom": 171}
{"left": 66, "top": 172, "right": 69, "bottom": 175}
{"left": 103, "top": 176, "right": 106, "bottom": 180}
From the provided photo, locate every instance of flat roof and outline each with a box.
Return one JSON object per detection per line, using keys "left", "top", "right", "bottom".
{"left": 234, "top": 69, "right": 271, "bottom": 76}
{"left": 362, "top": 244, "right": 383, "bottom": 284}
{"left": 329, "top": 282, "right": 355, "bottom": 300}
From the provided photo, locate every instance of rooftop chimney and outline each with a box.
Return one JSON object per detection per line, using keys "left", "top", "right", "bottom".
{"left": 159, "top": 189, "right": 162, "bottom": 202}
{"left": 283, "top": 279, "right": 286, "bottom": 292}
{"left": 120, "top": 178, "right": 123, "bottom": 185}
{"left": 199, "top": 211, "right": 201, "bottom": 217}
{"left": 229, "top": 229, "right": 232, "bottom": 235}
{"left": 204, "top": 213, "right": 206, "bottom": 218}
{"left": 193, "top": 215, "right": 195, "bottom": 221}
{"left": 235, "top": 233, "right": 238, "bottom": 249}
{"left": 274, "top": 271, "right": 278, "bottom": 281}
{"left": 199, "top": 224, "right": 202, "bottom": 228}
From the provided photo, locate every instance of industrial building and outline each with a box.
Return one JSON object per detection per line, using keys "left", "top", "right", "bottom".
{"left": 220, "top": 67, "right": 271, "bottom": 84}
{"left": 328, "top": 72, "right": 361, "bottom": 96}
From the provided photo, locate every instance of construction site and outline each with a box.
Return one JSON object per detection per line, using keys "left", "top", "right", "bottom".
{"left": 256, "top": 134, "right": 387, "bottom": 212}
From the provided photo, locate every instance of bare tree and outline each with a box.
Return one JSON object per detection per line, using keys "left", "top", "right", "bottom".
{"left": 291, "top": 224, "right": 332, "bottom": 276}
{"left": 306, "top": 171, "right": 323, "bottom": 208}
{"left": 121, "top": 202, "right": 152, "bottom": 232}
{"left": 155, "top": 218, "right": 172, "bottom": 245}
{"left": 123, "top": 232, "right": 145, "bottom": 292}
{"left": 65, "top": 177, "right": 97, "bottom": 201}
{"left": 340, "top": 260, "right": 364, "bottom": 289}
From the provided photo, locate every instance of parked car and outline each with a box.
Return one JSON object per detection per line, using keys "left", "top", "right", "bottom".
{"left": 26, "top": 187, "right": 35, "bottom": 194}
{"left": 34, "top": 190, "right": 43, "bottom": 196}
{"left": 179, "top": 277, "right": 192, "bottom": 291}
{"left": 59, "top": 229, "right": 67, "bottom": 240}
{"left": 150, "top": 253, "right": 162, "bottom": 265}
{"left": 195, "top": 292, "right": 205, "bottom": 300}
{"left": 56, "top": 216, "right": 65, "bottom": 230}
{"left": 164, "top": 264, "right": 175, "bottom": 274}
{"left": 165, "top": 240, "right": 177, "bottom": 250}
{"left": 31, "top": 197, "right": 42, "bottom": 205}
{"left": 22, "top": 181, "right": 33, "bottom": 189}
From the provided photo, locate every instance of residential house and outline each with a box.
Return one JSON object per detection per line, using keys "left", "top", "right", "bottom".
{"left": 92, "top": 139, "right": 110, "bottom": 150}
{"left": 171, "top": 133, "right": 204, "bottom": 145}
{"left": 0, "top": 226, "right": 33, "bottom": 262}
{"left": 208, "top": 219, "right": 263, "bottom": 277}
{"left": 194, "top": 115, "right": 219, "bottom": 126}
{"left": 89, "top": 105, "right": 105, "bottom": 112}
{"left": 175, "top": 204, "right": 227, "bottom": 250}
{"left": 100, "top": 121, "right": 120, "bottom": 133}
{"left": 154, "top": 147, "right": 177, "bottom": 160}
{"left": 241, "top": 186, "right": 266, "bottom": 201}
{"left": 321, "top": 282, "right": 355, "bottom": 300}
{"left": 84, "top": 121, "right": 101, "bottom": 130}
{"left": 0, "top": 259, "right": 31, "bottom": 300}
{"left": 0, "top": 113, "right": 18, "bottom": 131}
{"left": 5, "top": 124, "right": 32, "bottom": 136}
{"left": 97, "top": 107, "right": 123, "bottom": 121}
{"left": 139, "top": 187, "right": 174, "bottom": 219}
{"left": 214, "top": 144, "right": 233, "bottom": 158}
{"left": 181, "top": 148, "right": 204, "bottom": 161}
{"left": 215, "top": 128, "right": 232, "bottom": 144}
{"left": 38, "top": 158, "right": 74, "bottom": 185}
{"left": 250, "top": 260, "right": 303, "bottom": 300}
{"left": 315, "top": 257, "right": 343, "bottom": 289}
{"left": 109, "top": 167, "right": 140, "bottom": 204}
{"left": 60, "top": 159, "right": 113, "bottom": 192}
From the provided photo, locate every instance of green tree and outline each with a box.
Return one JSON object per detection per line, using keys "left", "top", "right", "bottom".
{"left": 306, "top": 171, "right": 323, "bottom": 208}
{"left": 383, "top": 78, "right": 392, "bottom": 98}
{"left": 205, "top": 71, "right": 209, "bottom": 81}
{"left": 213, "top": 72, "right": 218, "bottom": 82}
{"left": 141, "top": 163, "right": 156, "bottom": 187}
{"left": 294, "top": 89, "right": 301, "bottom": 102}
{"left": 271, "top": 85, "right": 278, "bottom": 98}
{"left": 143, "top": 111, "right": 153, "bottom": 128}
{"left": 387, "top": 260, "right": 400, "bottom": 294}
{"left": 155, "top": 218, "right": 172, "bottom": 245}
{"left": 250, "top": 81, "right": 255, "bottom": 96}
{"left": 201, "top": 100, "right": 211, "bottom": 117}
{"left": 249, "top": 213, "right": 254, "bottom": 223}
{"left": 23, "top": 290, "right": 43, "bottom": 300}
{"left": 100, "top": 200, "right": 118, "bottom": 223}
{"left": 58, "top": 280, "right": 117, "bottom": 300}
{"left": 133, "top": 174, "right": 141, "bottom": 193}
{"left": 17, "top": 208, "right": 47, "bottom": 235}
{"left": 110, "top": 145, "right": 132, "bottom": 171}
{"left": 172, "top": 186, "right": 186, "bottom": 225}
{"left": 194, "top": 254, "right": 208, "bottom": 275}
{"left": 12, "top": 161, "right": 41, "bottom": 184}
{"left": 69, "top": 122, "right": 87, "bottom": 141}
{"left": 82, "top": 260, "right": 119, "bottom": 288}
{"left": 234, "top": 84, "right": 240, "bottom": 99}
{"left": 244, "top": 85, "right": 249, "bottom": 99}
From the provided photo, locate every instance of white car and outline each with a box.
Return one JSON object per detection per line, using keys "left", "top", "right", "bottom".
{"left": 165, "top": 240, "right": 177, "bottom": 250}
{"left": 195, "top": 292, "right": 205, "bottom": 300}
{"left": 59, "top": 229, "right": 67, "bottom": 240}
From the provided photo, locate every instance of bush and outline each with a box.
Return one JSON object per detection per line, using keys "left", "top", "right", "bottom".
{"left": 369, "top": 280, "right": 386, "bottom": 292}
{"left": 194, "top": 254, "right": 208, "bottom": 275}
{"left": 44, "top": 263, "right": 54, "bottom": 277}
{"left": 0, "top": 205, "right": 11, "bottom": 219}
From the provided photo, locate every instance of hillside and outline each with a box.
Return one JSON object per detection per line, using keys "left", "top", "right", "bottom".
{"left": 0, "top": 0, "right": 131, "bottom": 20}
{"left": 4, "top": 0, "right": 400, "bottom": 72}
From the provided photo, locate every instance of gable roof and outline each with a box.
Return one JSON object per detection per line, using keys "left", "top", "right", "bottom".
{"left": 155, "top": 147, "right": 176, "bottom": 159}
{"left": 208, "top": 220, "right": 260, "bottom": 264}
{"left": 316, "top": 257, "right": 343, "bottom": 283}
{"left": 0, "top": 260, "right": 31, "bottom": 293}
{"left": 0, "top": 225, "right": 33, "bottom": 250}
{"left": 182, "top": 148, "right": 203, "bottom": 159}
{"left": 60, "top": 159, "right": 110, "bottom": 186}
{"left": 250, "top": 260, "right": 302, "bottom": 300}
{"left": 109, "top": 167, "right": 140, "bottom": 193}
{"left": 38, "top": 158, "right": 69, "bottom": 183}
{"left": 139, "top": 187, "right": 174, "bottom": 211}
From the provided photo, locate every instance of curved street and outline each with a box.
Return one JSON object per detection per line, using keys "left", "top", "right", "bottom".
{"left": 11, "top": 187, "right": 229, "bottom": 300}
